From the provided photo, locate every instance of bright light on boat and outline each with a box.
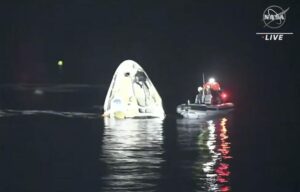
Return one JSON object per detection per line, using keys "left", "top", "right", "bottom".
{"left": 208, "top": 78, "right": 215, "bottom": 83}
{"left": 221, "top": 93, "right": 227, "bottom": 99}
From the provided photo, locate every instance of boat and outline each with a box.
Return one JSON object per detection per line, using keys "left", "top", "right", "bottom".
{"left": 176, "top": 75, "right": 234, "bottom": 119}
{"left": 176, "top": 102, "right": 234, "bottom": 119}
{"left": 103, "top": 60, "right": 165, "bottom": 119}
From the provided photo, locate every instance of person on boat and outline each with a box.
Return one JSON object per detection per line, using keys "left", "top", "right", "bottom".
{"left": 203, "top": 86, "right": 213, "bottom": 104}
{"left": 211, "top": 89, "right": 222, "bottom": 104}
{"left": 195, "top": 86, "right": 203, "bottom": 104}
{"left": 203, "top": 78, "right": 222, "bottom": 105}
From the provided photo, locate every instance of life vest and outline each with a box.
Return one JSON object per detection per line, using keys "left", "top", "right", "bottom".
{"left": 203, "top": 82, "right": 221, "bottom": 91}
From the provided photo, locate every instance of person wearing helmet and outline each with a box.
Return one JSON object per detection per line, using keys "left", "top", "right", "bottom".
{"left": 200, "top": 78, "right": 223, "bottom": 105}
{"left": 203, "top": 78, "right": 221, "bottom": 91}
{"left": 204, "top": 78, "right": 222, "bottom": 105}
{"left": 195, "top": 86, "right": 203, "bottom": 104}
{"left": 203, "top": 86, "right": 213, "bottom": 105}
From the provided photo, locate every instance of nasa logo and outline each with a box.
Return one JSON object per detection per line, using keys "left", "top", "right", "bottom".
{"left": 262, "top": 5, "right": 289, "bottom": 29}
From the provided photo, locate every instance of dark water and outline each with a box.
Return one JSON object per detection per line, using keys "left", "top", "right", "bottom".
{"left": 0, "top": 84, "right": 299, "bottom": 192}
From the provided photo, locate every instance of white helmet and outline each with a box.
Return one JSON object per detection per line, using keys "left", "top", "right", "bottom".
{"left": 198, "top": 86, "right": 203, "bottom": 92}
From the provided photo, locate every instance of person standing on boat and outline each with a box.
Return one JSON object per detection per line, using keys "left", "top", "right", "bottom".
{"left": 195, "top": 86, "right": 203, "bottom": 104}
{"left": 203, "top": 78, "right": 222, "bottom": 105}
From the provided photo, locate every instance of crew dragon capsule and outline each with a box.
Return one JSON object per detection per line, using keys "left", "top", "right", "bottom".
{"left": 103, "top": 60, "right": 165, "bottom": 119}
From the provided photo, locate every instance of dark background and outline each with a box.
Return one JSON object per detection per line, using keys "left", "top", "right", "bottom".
{"left": 0, "top": 1, "right": 298, "bottom": 110}
{"left": 0, "top": 1, "right": 299, "bottom": 191}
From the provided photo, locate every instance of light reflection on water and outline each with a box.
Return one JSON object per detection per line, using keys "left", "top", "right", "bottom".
{"left": 0, "top": 107, "right": 232, "bottom": 192}
{"left": 100, "top": 117, "right": 232, "bottom": 192}
{"left": 101, "top": 118, "right": 164, "bottom": 192}
{"left": 177, "top": 118, "right": 232, "bottom": 192}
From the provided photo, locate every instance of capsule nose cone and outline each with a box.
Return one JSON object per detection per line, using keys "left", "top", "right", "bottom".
{"left": 103, "top": 60, "right": 165, "bottom": 118}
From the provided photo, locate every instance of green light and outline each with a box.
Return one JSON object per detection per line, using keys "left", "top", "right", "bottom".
{"left": 57, "top": 60, "right": 64, "bottom": 66}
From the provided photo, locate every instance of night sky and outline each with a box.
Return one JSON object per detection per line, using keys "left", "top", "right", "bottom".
{"left": 0, "top": 1, "right": 298, "bottom": 113}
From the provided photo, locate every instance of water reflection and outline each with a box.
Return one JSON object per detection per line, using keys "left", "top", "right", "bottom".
{"left": 176, "top": 117, "right": 232, "bottom": 192}
{"left": 101, "top": 118, "right": 164, "bottom": 192}
{"left": 100, "top": 117, "right": 232, "bottom": 192}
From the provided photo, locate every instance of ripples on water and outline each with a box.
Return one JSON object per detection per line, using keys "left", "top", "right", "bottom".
{"left": 0, "top": 109, "right": 98, "bottom": 119}
{"left": 175, "top": 118, "right": 231, "bottom": 192}
{"left": 0, "top": 109, "right": 232, "bottom": 192}
{"left": 101, "top": 118, "right": 164, "bottom": 191}
{"left": 100, "top": 117, "right": 232, "bottom": 192}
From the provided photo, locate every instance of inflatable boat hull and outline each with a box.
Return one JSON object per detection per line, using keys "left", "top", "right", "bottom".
{"left": 176, "top": 103, "right": 234, "bottom": 119}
